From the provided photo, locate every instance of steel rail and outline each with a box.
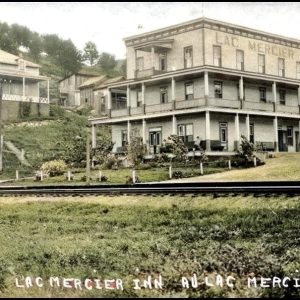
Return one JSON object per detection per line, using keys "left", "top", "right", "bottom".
{"left": 0, "top": 181, "right": 299, "bottom": 196}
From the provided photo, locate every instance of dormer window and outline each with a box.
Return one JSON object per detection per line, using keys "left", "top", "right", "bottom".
{"left": 19, "top": 59, "right": 26, "bottom": 71}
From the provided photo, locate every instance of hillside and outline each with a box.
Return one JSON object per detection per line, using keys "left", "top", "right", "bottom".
{"left": 2, "top": 106, "right": 111, "bottom": 179}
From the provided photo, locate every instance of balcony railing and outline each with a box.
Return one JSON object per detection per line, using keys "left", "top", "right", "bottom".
{"left": 145, "top": 102, "right": 173, "bottom": 114}
{"left": 277, "top": 104, "right": 299, "bottom": 114}
{"left": 135, "top": 68, "right": 166, "bottom": 79}
{"left": 243, "top": 100, "right": 273, "bottom": 112}
{"left": 175, "top": 98, "right": 205, "bottom": 110}
{"left": 2, "top": 93, "right": 49, "bottom": 103}
{"left": 111, "top": 109, "right": 128, "bottom": 118}
{"left": 131, "top": 107, "right": 143, "bottom": 115}
{"left": 207, "top": 98, "right": 241, "bottom": 109}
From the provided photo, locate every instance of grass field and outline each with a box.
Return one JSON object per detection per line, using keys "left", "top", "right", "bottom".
{"left": 0, "top": 195, "right": 300, "bottom": 298}
{"left": 167, "top": 153, "right": 300, "bottom": 182}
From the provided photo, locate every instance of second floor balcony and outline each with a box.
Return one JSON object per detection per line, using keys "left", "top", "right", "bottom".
{"left": 135, "top": 68, "right": 167, "bottom": 79}
{"left": 2, "top": 93, "right": 49, "bottom": 103}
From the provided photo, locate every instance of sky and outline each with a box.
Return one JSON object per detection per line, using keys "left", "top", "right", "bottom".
{"left": 0, "top": 2, "right": 299, "bottom": 59}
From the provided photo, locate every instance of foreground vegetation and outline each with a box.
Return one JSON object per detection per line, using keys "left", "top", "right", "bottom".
{"left": 0, "top": 195, "right": 299, "bottom": 297}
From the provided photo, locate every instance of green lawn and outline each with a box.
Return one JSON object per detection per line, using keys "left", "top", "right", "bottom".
{"left": 0, "top": 195, "right": 299, "bottom": 297}
{"left": 1, "top": 165, "right": 229, "bottom": 185}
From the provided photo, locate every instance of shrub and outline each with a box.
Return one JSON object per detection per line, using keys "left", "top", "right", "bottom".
{"left": 172, "top": 170, "right": 183, "bottom": 178}
{"left": 238, "top": 135, "right": 256, "bottom": 166}
{"left": 49, "top": 105, "right": 66, "bottom": 118}
{"left": 96, "top": 175, "right": 108, "bottom": 182}
{"left": 165, "top": 135, "right": 188, "bottom": 162}
{"left": 102, "top": 154, "right": 122, "bottom": 169}
{"left": 40, "top": 159, "right": 68, "bottom": 177}
{"left": 126, "top": 129, "right": 147, "bottom": 167}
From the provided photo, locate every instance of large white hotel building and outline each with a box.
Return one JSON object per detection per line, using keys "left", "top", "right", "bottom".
{"left": 90, "top": 17, "right": 300, "bottom": 154}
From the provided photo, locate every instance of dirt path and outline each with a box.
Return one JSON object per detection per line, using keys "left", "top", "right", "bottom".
{"left": 164, "top": 153, "right": 300, "bottom": 182}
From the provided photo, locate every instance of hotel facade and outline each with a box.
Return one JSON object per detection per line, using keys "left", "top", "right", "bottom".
{"left": 89, "top": 18, "right": 300, "bottom": 154}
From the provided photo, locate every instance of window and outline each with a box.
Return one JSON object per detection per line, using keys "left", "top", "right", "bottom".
{"left": 137, "top": 90, "right": 142, "bottom": 107}
{"left": 213, "top": 46, "right": 222, "bottom": 67}
{"left": 19, "top": 59, "right": 25, "bottom": 71}
{"left": 278, "top": 58, "right": 285, "bottom": 77}
{"left": 259, "top": 87, "right": 266, "bottom": 102}
{"left": 159, "top": 52, "right": 167, "bottom": 71}
{"left": 219, "top": 122, "right": 228, "bottom": 150}
{"left": 100, "top": 96, "right": 105, "bottom": 112}
{"left": 236, "top": 50, "right": 244, "bottom": 71}
{"left": 121, "top": 130, "right": 128, "bottom": 147}
{"left": 297, "top": 62, "right": 300, "bottom": 79}
{"left": 258, "top": 54, "right": 265, "bottom": 74}
{"left": 160, "top": 86, "right": 168, "bottom": 104}
{"left": 178, "top": 124, "right": 193, "bottom": 143}
{"left": 250, "top": 124, "right": 254, "bottom": 144}
{"left": 279, "top": 89, "right": 286, "bottom": 105}
{"left": 214, "top": 81, "right": 223, "bottom": 98}
{"left": 184, "top": 47, "right": 193, "bottom": 68}
{"left": 149, "top": 127, "right": 162, "bottom": 154}
{"left": 287, "top": 126, "right": 293, "bottom": 146}
{"left": 136, "top": 57, "right": 144, "bottom": 71}
{"left": 185, "top": 82, "right": 194, "bottom": 100}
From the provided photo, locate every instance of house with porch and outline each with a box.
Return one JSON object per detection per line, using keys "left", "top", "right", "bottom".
{"left": 89, "top": 17, "right": 300, "bottom": 155}
{"left": 0, "top": 49, "right": 50, "bottom": 120}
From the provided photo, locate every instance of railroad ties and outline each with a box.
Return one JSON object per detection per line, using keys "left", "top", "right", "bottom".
{"left": 0, "top": 182, "right": 299, "bottom": 197}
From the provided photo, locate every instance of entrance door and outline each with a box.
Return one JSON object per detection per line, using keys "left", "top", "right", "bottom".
{"left": 149, "top": 128, "right": 162, "bottom": 154}
{"left": 219, "top": 122, "right": 228, "bottom": 151}
{"left": 278, "top": 130, "right": 287, "bottom": 152}
{"left": 296, "top": 131, "right": 299, "bottom": 152}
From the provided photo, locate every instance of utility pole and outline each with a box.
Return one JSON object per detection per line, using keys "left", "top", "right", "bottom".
{"left": 0, "top": 79, "right": 3, "bottom": 172}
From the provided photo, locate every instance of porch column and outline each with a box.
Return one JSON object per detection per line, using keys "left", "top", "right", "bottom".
{"left": 298, "top": 86, "right": 300, "bottom": 113}
{"left": 91, "top": 125, "right": 96, "bottom": 149}
{"left": 246, "top": 114, "right": 250, "bottom": 141}
{"left": 172, "top": 115, "right": 177, "bottom": 135}
{"left": 142, "top": 82, "right": 146, "bottom": 114}
{"left": 127, "top": 85, "right": 131, "bottom": 115}
{"left": 151, "top": 46, "right": 155, "bottom": 69}
{"left": 127, "top": 120, "right": 131, "bottom": 145}
{"left": 239, "top": 76, "right": 244, "bottom": 108}
{"left": 272, "top": 82, "right": 277, "bottom": 112}
{"left": 299, "top": 120, "right": 300, "bottom": 150}
{"left": 205, "top": 110, "right": 211, "bottom": 151}
{"left": 47, "top": 80, "right": 50, "bottom": 103}
{"left": 142, "top": 119, "right": 146, "bottom": 145}
{"left": 234, "top": 113, "right": 240, "bottom": 151}
{"left": 204, "top": 71, "right": 209, "bottom": 97}
{"left": 107, "top": 88, "right": 112, "bottom": 118}
{"left": 22, "top": 77, "right": 25, "bottom": 99}
{"left": 171, "top": 77, "right": 176, "bottom": 110}
{"left": 273, "top": 117, "right": 279, "bottom": 152}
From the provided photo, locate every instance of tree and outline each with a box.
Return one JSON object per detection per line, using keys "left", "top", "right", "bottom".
{"left": 126, "top": 129, "right": 147, "bottom": 167}
{"left": 83, "top": 41, "right": 99, "bottom": 66}
{"left": 43, "top": 35, "right": 82, "bottom": 77}
{"left": 56, "top": 39, "right": 82, "bottom": 77}
{"left": 28, "top": 33, "right": 42, "bottom": 61}
{"left": 98, "top": 52, "right": 117, "bottom": 72}
{"left": 119, "top": 59, "right": 127, "bottom": 77}
{"left": 0, "top": 22, "right": 18, "bottom": 54}
{"left": 165, "top": 135, "right": 188, "bottom": 162}
{"left": 238, "top": 135, "right": 256, "bottom": 166}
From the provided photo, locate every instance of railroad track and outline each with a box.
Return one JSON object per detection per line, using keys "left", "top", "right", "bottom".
{"left": 0, "top": 181, "right": 300, "bottom": 196}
